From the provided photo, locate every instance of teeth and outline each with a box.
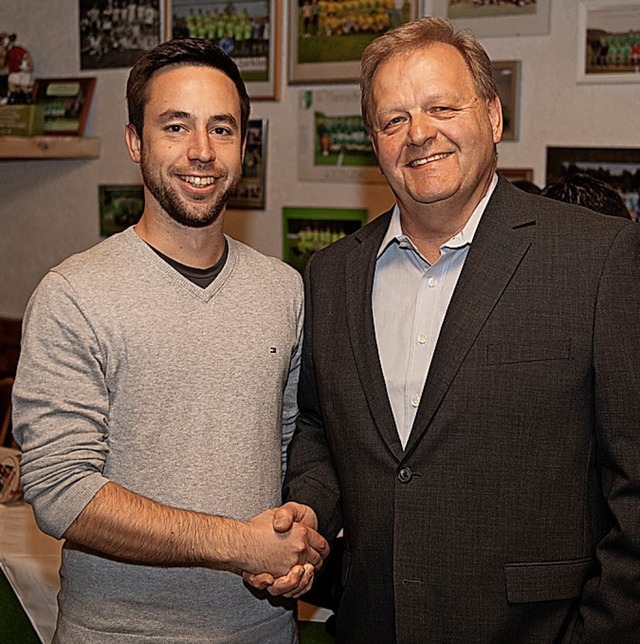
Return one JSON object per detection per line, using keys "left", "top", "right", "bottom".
{"left": 409, "top": 153, "right": 449, "bottom": 167}
{"left": 179, "top": 175, "right": 216, "bottom": 186}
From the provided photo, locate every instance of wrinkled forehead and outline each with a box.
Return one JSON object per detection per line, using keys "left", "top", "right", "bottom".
{"left": 370, "top": 42, "right": 478, "bottom": 106}
{"left": 373, "top": 42, "right": 472, "bottom": 84}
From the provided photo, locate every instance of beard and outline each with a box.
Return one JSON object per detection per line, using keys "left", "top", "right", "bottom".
{"left": 140, "top": 152, "right": 241, "bottom": 229}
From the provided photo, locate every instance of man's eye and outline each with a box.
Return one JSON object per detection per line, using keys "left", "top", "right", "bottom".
{"left": 166, "top": 124, "right": 184, "bottom": 133}
{"left": 213, "top": 127, "right": 231, "bottom": 136}
{"left": 384, "top": 116, "right": 403, "bottom": 129}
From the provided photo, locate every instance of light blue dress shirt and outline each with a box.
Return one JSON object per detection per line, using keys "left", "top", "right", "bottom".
{"left": 372, "top": 175, "right": 498, "bottom": 448}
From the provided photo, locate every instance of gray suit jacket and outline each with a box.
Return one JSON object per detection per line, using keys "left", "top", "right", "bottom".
{"left": 285, "top": 176, "right": 640, "bottom": 643}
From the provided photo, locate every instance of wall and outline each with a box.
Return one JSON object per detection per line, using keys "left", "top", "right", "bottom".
{"left": 0, "top": 0, "right": 638, "bottom": 318}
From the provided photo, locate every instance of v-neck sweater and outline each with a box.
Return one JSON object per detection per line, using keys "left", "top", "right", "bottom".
{"left": 13, "top": 227, "right": 303, "bottom": 643}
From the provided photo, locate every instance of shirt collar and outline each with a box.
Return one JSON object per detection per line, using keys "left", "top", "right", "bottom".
{"left": 377, "top": 173, "right": 498, "bottom": 258}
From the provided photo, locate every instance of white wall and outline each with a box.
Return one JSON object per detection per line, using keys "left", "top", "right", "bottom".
{"left": 1, "top": 0, "right": 638, "bottom": 318}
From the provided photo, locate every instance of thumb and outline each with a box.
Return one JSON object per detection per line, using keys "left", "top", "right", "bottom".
{"left": 272, "top": 503, "right": 299, "bottom": 533}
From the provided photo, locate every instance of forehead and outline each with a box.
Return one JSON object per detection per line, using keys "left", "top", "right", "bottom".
{"left": 145, "top": 64, "right": 240, "bottom": 117}
{"left": 372, "top": 42, "right": 476, "bottom": 100}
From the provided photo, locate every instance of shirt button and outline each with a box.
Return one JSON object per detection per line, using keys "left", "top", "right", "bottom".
{"left": 428, "top": 277, "right": 437, "bottom": 287}
{"left": 398, "top": 466, "right": 413, "bottom": 483}
{"left": 417, "top": 334, "right": 427, "bottom": 344}
{"left": 410, "top": 395, "right": 420, "bottom": 407}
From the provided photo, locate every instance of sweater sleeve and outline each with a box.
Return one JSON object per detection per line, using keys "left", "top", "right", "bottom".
{"left": 280, "top": 288, "right": 304, "bottom": 480}
{"left": 12, "top": 271, "right": 110, "bottom": 539}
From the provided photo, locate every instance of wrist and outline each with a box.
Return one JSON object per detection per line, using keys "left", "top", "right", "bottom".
{"left": 218, "top": 517, "right": 254, "bottom": 571}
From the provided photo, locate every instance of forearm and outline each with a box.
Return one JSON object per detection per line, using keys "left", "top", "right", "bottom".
{"left": 284, "top": 410, "right": 342, "bottom": 540}
{"left": 576, "top": 222, "right": 640, "bottom": 638}
{"left": 63, "top": 481, "right": 326, "bottom": 577}
{"left": 63, "top": 481, "right": 248, "bottom": 568}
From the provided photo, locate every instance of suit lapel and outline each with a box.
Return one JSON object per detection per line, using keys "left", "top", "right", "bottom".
{"left": 346, "top": 211, "right": 406, "bottom": 461}
{"left": 405, "top": 182, "right": 534, "bottom": 455}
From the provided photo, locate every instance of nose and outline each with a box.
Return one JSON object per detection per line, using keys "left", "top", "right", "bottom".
{"left": 188, "top": 128, "right": 215, "bottom": 163}
{"left": 406, "top": 113, "right": 436, "bottom": 147}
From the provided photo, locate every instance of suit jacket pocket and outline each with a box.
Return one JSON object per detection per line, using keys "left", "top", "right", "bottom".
{"left": 504, "top": 557, "right": 594, "bottom": 603}
{"left": 487, "top": 339, "right": 572, "bottom": 365}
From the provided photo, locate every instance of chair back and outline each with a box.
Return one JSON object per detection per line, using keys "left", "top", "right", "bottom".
{"left": 0, "top": 376, "right": 14, "bottom": 447}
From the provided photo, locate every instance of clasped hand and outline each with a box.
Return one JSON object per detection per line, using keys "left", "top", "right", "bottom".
{"left": 243, "top": 502, "right": 329, "bottom": 598}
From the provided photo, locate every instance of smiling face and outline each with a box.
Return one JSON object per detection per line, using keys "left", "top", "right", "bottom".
{"left": 125, "top": 64, "right": 244, "bottom": 229}
{"left": 370, "top": 42, "right": 502, "bottom": 221}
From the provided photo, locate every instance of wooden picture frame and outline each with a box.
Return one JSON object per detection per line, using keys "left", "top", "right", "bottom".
{"left": 422, "top": 0, "right": 550, "bottom": 37}
{"left": 79, "top": 0, "right": 163, "bottom": 70}
{"left": 32, "top": 77, "right": 97, "bottom": 136}
{"left": 577, "top": 0, "right": 640, "bottom": 84}
{"left": 288, "top": 0, "right": 418, "bottom": 84}
{"left": 165, "top": 0, "right": 279, "bottom": 100}
{"left": 546, "top": 146, "right": 640, "bottom": 222}
{"left": 283, "top": 206, "right": 368, "bottom": 273}
{"left": 491, "top": 60, "right": 521, "bottom": 142}
{"left": 298, "top": 87, "right": 385, "bottom": 184}
{"left": 499, "top": 168, "right": 534, "bottom": 183}
{"left": 99, "top": 185, "right": 144, "bottom": 236}
{"left": 228, "top": 118, "right": 268, "bottom": 210}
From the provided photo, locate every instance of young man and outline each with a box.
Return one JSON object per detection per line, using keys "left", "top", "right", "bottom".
{"left": 13, "top": 39, "right": 327, "bottom": 643}
{"left": 253, "top": 17, "right": 640, "bottom": 643}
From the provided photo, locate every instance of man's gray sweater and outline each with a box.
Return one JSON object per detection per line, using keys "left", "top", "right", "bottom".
{"left": 13, "top": 228, "right": 303, "bottom": 643}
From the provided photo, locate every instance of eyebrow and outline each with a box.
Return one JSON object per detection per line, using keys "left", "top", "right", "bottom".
{"left": 156, "top": 110, "right": 239, "bottom": 131}
{"left": 157, "top": 110, "right": 191, "bottom": 123}
{"left": 209, "top": 113, "right": 239, "bottom": 131}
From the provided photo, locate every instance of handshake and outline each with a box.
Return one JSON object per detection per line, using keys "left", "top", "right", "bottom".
{"left": 240, "top": 501, "right": 330, "bottom": 599}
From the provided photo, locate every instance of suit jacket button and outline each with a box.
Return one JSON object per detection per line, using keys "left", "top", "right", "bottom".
{"left": 398, "top": 466, "right": 413, "bottom": 483}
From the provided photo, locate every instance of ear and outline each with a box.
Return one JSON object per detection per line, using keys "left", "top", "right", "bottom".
{"left": 370, "top": 131, "right": 379, "bottom": 159}
{"left": 368, "top": 132, "right": 385, "bottom": 175}
{"left": 487, "top": 95, "right": 503, "bottom": 145}
{"left": 125, "top": 123, "right": 141, "bottom": 163}
{"left": 241, "top": 137, "right": 247, "bottom": 167}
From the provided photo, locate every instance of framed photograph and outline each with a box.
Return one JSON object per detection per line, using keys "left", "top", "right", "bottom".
{"left": 80, "top": 0, "right": 162, "bottom": 70}
{"left": 491, "top": 60, "right": 520, "bottom": 141}
{"left": 499, "top": 167, "right": 534, "bottom": 183}
{"left": 228, "top": 118, "right": 268, "bottom": 210}
{"left": 283, "top": 207, "right": 368, "bottom": 273}
{"left": 546, "top": 147, "right": 640, "bottom": 222}
{"left": 289, "top": 0, "right": 418, "bottom": 84}
{"left": 32, "top": 77, "right": 97, "bottom": 136}
{"left": 99, "top": 184, "right": 144, "bottom": 236}
{"left": 298, "top": 87, "right": 385, "bottom": 184}
{"left": 577, "top": 0, "right": 640, "bottom": 84}
{"left": 422, "top": 0, "right": 551, "bottom": 37}
{"left": 165, "top": 0, "right": 279, "bottom": 99}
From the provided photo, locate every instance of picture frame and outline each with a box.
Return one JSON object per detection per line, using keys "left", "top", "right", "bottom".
{"left": 298, "top": 87, "right": 385, "bottom": 184}
{"left": 546, "top": 146, "right": 640, "bottom": 222}
{"left": 32, "top": 77, "right": 97, "bottom": 136}
{"left": 99, "top": 184, "right": 144, "bottom": 236}
{"left": 283, "top": 207, "right": 368, "bottom": 273}
{"left": 288, "top": 0, "right": 418, "bottom": 84}
{"left": 422, "top": 0, "right": 551, "bottom": 38}
{"left": 491, "top": 60, "right": 520, "bottom": 141}
{"left": 79, "top": 0, "right": 163, "bottom": 70}
{"left": 499, "top": 168, "right": 534, "bottom": 183}
{"left": 228, "top": 118, "right": 268, "bottom": 210}
{"left": 577, "top": 0, "right": 640, "bottom": 84}
{"left": 165, "top": 0, "right": 279, "bottom": 100}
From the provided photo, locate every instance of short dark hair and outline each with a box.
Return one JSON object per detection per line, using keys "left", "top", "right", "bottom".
{"left": 126, "top": 38, "right": 250, "bottom": 142}
{"left": 540, "top": 173, "right": 631, "bottom": 220}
